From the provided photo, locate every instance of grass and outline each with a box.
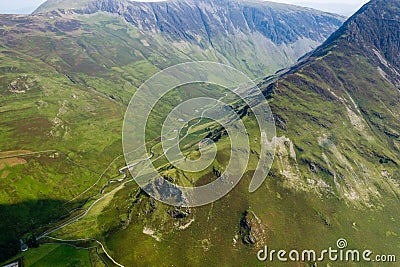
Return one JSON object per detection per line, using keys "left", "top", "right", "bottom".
{"left": 0, "top": 28, "right": 126, "bottom": 260}
{"left": 67, "top": 28, "right": 400, "bottom": 267}
{"left": 94, "top": 167, "right": 400, "bottom": 267}
{"left": 6, "top": 244, "right": 91, "bottom": 267}
{"left": 0, "top": 6, "right": 399, "bottom": 267}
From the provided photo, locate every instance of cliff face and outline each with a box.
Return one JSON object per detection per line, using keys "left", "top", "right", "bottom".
{"left": 32, "top": 0, "right": 345, "bottom": 77}
{"left": 74, "top": 0, "right": 343, "bottom": 44}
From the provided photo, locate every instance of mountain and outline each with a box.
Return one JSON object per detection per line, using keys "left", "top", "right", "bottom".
{"left": 75, "top": 0, "right": 400, "bottom": 265}
{"left": 33, "top": 0, "right": 345, "bottom": 80}
{"left": 264, "top": 0, "right": 400, "bottom": 206}
{"left": 0, "top": 0, "right": 344, "bottom": 107}
{"left": 3, "top": 0, "right": 400, "bottom": 266}
{"left": 0, "top": 0, "right": 345, "bottom": 263}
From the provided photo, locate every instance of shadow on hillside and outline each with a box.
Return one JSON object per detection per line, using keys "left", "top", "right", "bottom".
{"left": 0, "top": 198, "right": 82, "bottom": 262}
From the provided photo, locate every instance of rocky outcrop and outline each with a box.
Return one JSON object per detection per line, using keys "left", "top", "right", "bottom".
{"left": 239, "top": 210, "right": 265, "bottom": 246}
{"left": 167, "top": 206, "right": 191, "bottom": 219}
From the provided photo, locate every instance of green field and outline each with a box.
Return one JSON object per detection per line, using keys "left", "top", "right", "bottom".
{"left": 7, "top": 244, "right": 92, "bottom": 267}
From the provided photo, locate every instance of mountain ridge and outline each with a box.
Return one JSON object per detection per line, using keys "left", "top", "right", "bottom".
{"left": 261, "top": 0, "right": 400, "bottom": 206}
{"left": 3, "top": 0, "right": 400, "bottom": 266}
{"left": 34, "top": 0, "right": 345, "bottom": 46}
{"left": 0, "top": 0, "right": 346, "bottom": 86}
{"left": 288, "top": 0, "right": 400, "bottom": 86}
{"left": 0, "top": 0, "right": 345, "bottom": 262}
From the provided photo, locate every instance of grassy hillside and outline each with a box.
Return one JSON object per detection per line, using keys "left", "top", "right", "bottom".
{"left": 1, "top": 0, "right": 399, "bottom": 266}
{"left": 50, "top": 1, "right": 400, "bottom": 266}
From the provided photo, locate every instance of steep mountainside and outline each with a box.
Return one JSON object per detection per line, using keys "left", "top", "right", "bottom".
{"left": 78, "top": 0, "right": 400, "bottom": 265}
{"left": 0, "top": 0, "right": 344, "bottom": 263}
{"left": 264, "top": 0, "right": 400, "bottom": 206}
{"left": 2, "top": 0, "right": 400, "bottom": 266}
{"left": 34, "top": 0, "right": 345, "bottom": 78}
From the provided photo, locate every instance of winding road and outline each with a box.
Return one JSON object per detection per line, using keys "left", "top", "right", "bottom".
{"left": 19, "top": 89, "right": 246, "bottom": 266}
